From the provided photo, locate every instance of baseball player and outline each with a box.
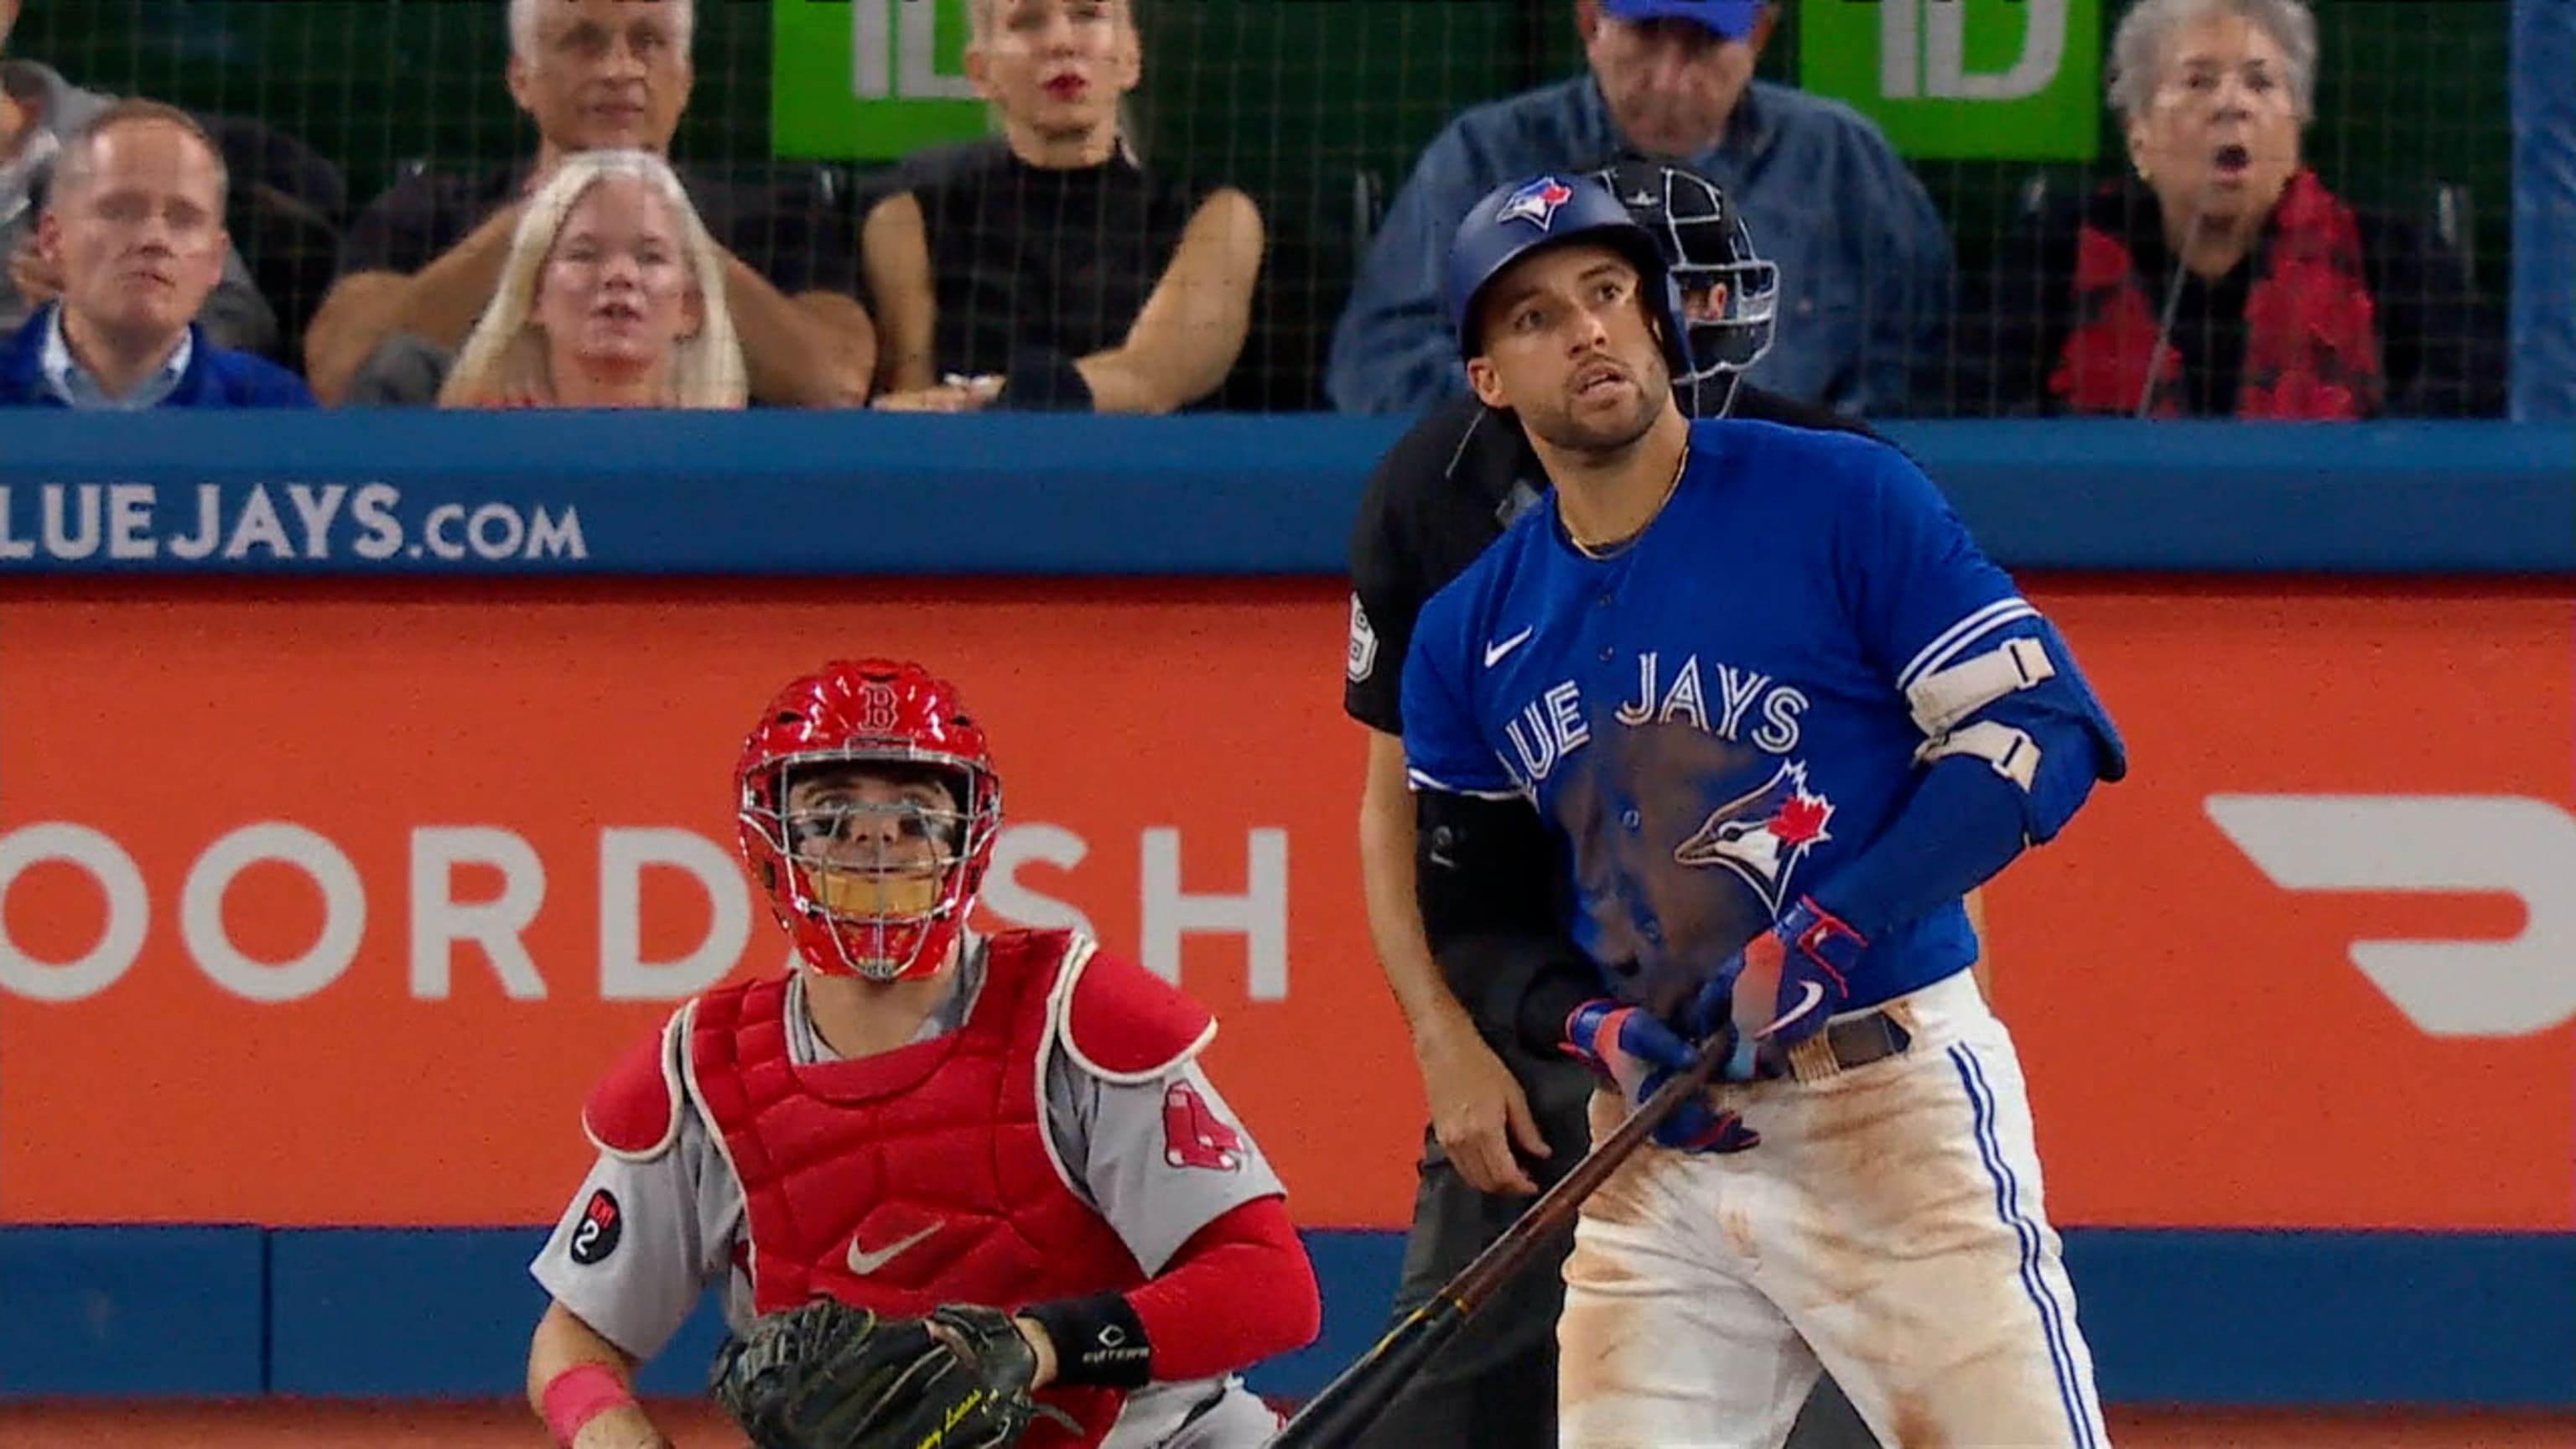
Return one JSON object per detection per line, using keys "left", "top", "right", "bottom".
{"left": 1400, "top": 174, "right": 2127, "bottom": 1449}
{"left": 524, "top": 659, "right": 1321, "bottom": 1449}
{"left": 1343, "top": 158, "right": 1896, "bottom": 1449}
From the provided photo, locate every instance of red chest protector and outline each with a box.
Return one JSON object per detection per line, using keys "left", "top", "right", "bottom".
{"left": 666, "top": 929, "right": 1201, "bottom": 1449}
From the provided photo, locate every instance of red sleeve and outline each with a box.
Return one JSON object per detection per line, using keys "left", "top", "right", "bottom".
{"left": 1124, "top": 1197, "right": 1319, "bottom": 1383}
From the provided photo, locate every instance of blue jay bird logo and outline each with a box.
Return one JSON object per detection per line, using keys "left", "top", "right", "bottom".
{"left": 1497, "top": 176, "right": 1576, "bottom": 231}
{"left": 1674, "top": 761, "right": 1836, "bottom": 915}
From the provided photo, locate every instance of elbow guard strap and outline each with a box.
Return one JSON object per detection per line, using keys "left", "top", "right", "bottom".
{"left": 1903, "top": 623, "right": 2122, "bottom": 843}
{"left": 1916, "top": 719, "right": 2041, "bottom": 790}
{"left": 1906, "top": 635, "right": 2054, "bottom": 737}
{"left": 1906, "top": 634, "right": 2054, "bottom": 792}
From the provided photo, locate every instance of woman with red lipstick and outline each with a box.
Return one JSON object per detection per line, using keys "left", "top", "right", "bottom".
{"left": 439, "top": 149, "right": 745, "bottom": 410}
{"left": 1959, "top": 0, "right": 2501, "bottom": 419}
{"left": 861, "top": 0, "right": 1265, "bottom": 415}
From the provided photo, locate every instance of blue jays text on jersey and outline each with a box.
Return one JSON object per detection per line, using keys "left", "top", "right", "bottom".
{"left": 1400, "top": 418, "right": 2116, "bottom": 1019}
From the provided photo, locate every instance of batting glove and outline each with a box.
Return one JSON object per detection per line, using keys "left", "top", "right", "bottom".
{"left": 1685, "top": 896, "right": 1864, "bottom": 1052}
{"left": 1563, "top": 1000, "right": 1759, "bottom": 1154}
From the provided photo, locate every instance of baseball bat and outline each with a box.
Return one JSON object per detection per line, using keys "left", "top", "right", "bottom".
{"left": 1268, "top": 1034, "right": 1735, "bottom": 1449}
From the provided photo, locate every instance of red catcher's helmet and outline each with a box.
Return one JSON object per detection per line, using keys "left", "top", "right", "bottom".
{"left": 735, "top": 659, "right": 1001, "bottom": 981}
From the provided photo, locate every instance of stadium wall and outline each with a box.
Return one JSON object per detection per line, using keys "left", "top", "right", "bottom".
{"left": 0, "top": 417, "right": 2569, "bottom": 1417}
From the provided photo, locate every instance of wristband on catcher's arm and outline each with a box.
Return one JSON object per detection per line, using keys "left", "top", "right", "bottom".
{"left": 539, "top": 1362, "right": 637, "bottom": 1447}
{"left": 1017, "top": 1291, "right": 1153, "bottom": 1389}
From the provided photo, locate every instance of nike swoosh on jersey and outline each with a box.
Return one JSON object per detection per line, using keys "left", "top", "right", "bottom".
{"left": 1484, "top": 627, "right": 1535, "bottom": 667}
{"left": 1759, "top": 981, "right": 1827, "bottom": 1039}
{"left": 844, "top": 1223, "right": 941, "bottom": 1276}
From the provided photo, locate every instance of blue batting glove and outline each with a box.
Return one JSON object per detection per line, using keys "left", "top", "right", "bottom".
{"left": 1563, "top": 1000, "right": 1759, "bottom": 1154}
{"left": 1684, "top": 896, "right": 1865, "bottom": 1053}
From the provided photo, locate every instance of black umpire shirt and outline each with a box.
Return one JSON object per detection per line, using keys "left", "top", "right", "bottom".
{"left": 1343, "top": 384, "right": 1880, "bottom": 740}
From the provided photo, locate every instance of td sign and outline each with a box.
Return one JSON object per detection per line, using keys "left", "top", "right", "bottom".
{"left": 773, "top": 0, "right": 989, "bottom": 160}
{"left": 1801, "top": 0, "right": 2101, "bottom": 160}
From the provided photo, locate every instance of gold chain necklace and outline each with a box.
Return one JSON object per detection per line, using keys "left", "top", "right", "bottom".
{"left": 1566, "top": 439, "right": 1689, "bottom": 560}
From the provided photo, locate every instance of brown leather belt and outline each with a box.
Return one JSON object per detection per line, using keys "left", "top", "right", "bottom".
{"left": 1779, "top": 1009, "right": 1915, "bottom": 1084}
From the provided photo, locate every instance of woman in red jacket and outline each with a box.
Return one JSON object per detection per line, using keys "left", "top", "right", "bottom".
{"left": 1959, "top": 0, "right": 2503, "bottom": 419}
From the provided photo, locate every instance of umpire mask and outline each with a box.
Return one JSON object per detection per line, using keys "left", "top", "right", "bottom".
{"left": 1589, "top": 158, "right": 1780, "bottom": 415}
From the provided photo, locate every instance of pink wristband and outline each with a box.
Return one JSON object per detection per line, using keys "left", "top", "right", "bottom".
{"left": 541, "top": 1362, "right": 636, "bottom": 1446}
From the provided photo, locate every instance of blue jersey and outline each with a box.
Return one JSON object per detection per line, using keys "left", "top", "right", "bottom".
{"left": 1401, "top": 418, "right": 2028, "bottom": 1016}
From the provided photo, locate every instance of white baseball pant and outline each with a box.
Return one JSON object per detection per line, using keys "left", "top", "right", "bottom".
{"left": 1556, "top": 970, "right": 2111, "bottom": 1449}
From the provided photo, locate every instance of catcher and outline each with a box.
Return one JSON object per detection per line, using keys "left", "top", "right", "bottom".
{"left": 524, "top": 658, "right": 1322, "bottom": 1449}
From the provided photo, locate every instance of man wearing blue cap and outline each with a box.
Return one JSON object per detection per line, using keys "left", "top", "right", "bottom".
{"left": 1385, "top": 168, "right": 2117, "bottom": 1449}
{"left": 1337, "top": 160, "right": 1893, "bottom": 1449}
{"left": 1327, "top": 0, "right": 1949, "bottom": 423}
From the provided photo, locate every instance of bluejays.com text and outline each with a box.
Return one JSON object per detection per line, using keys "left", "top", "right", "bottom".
{"left": 0, "top": 482, "right": 587, "bottom": 564}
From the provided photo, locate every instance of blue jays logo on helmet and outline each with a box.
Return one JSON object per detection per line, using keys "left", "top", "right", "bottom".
{"left": 1495, "top": 176, "right": 1577, "bottom": 231}
{"left": 1445, "top": 173, "right": 1696, "bottom": 383}
{"left": 1674, "top": 761, "right": 1835, "bottom": 915}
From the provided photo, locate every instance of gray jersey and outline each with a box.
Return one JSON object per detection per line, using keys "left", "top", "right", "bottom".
{"left": 531, "top": 943, "right": 1290, "bottom": 1449}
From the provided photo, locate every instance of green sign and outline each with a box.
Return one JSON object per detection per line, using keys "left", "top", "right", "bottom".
{"left": 1800, "top": 0, "right": 2101, "bottom": 160}
{"left": 772, "top": 0, "right": 990, "bottom": 161}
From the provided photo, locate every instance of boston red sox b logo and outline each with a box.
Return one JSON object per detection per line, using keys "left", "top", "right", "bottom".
{"left": 856, "top": 680, "right": 901, "bottom": 733}
{"left": 1161, "top": 1081, "right": 1244, "bottom": 1171}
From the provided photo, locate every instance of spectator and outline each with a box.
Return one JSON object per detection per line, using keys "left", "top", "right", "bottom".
{"left": 1962, "top": 0, "right": 2505, "bottom": 418}
{"left": 1326, "top": 0, "right": 1948, "bottom": 419}
{"left": 0, "top": 0, "right": 278, "bottom": 356}
{"left": 861, "top": 0, "right": 1263, "bottom": 414}
{"left": 0, "top": 101, "right": 309, "bottom": 408}
{"left": 439, "top": 150, "right": 743, "bottom": 409}
{"left": 304, "top": 0, "right": 870, "bottom": 408}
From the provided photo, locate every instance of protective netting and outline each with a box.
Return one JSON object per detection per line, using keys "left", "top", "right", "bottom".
{"left": 0, "top": 0, "right": 2519, "bottom": 413}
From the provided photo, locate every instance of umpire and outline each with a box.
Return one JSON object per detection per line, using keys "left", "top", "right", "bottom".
{"left": 1341, "top": 157, "right": 1880, "bottom": 1449}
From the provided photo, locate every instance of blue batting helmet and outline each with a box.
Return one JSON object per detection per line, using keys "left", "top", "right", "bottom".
{"left": 1445, "top": 173, "right": 1693, "bottom": 384}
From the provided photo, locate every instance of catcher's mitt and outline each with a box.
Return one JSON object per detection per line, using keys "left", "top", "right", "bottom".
{"left": 710, "top": 1300, "right": 1041, "bottom": 1449}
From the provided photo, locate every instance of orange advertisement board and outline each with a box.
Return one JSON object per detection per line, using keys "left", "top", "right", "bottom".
{"left": 1, "top": 579, "right": 2569, "bottom": 1231}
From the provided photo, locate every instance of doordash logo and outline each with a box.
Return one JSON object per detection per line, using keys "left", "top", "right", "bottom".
{"left": 2204, "top": 794, "right": 2576, "bottom": 1038}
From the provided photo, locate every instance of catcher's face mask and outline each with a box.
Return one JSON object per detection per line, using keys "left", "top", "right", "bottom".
{"left": 761, "top": 762, "right": 981, "bottom": 980}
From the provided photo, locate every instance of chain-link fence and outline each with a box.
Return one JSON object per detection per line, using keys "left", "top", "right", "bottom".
{"left": 0, "top": 0, "right": 2521, "bottom": 413}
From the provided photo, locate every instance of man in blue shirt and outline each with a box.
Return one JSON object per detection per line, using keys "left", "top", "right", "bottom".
{"left": 1, "top": 0, "right": 279, "bottom": 354}
{"left": 0, "top": 99, "right": 309, "bottom": 408}
{"left": 1328, "top": 0, "right": 1950, "bottom": 419}
{"left": 1402, "top": 173, "right": 2123, "bottom": 1446}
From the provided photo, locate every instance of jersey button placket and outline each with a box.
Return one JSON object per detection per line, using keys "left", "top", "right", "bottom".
{"left": 1593, "top": 570, "right": 1622, "bottom": 663}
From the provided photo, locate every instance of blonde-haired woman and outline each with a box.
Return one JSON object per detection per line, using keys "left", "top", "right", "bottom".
{"left": 440, "top": 150, "right": 746, "bottom": 409}
{"left": 861, "top": 0, "right": 1265, "bottom": 414}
